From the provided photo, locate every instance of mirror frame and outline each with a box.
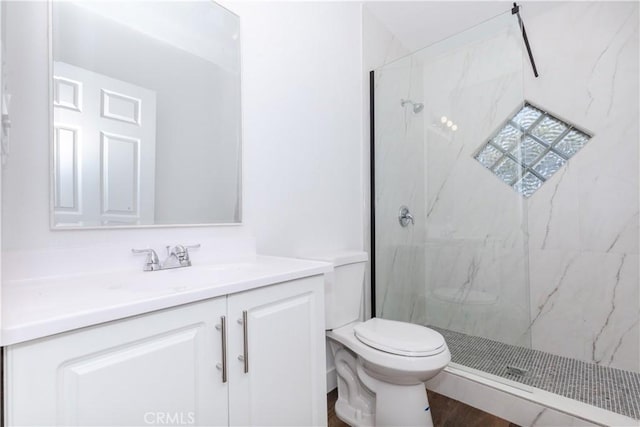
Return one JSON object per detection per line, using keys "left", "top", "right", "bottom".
{"left": 47, "top": 0, "right": 243, "bottom": 230}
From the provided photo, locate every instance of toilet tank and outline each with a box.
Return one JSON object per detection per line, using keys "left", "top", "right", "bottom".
{"left": 308, "top": 251, "right": 368, "bottom": 330}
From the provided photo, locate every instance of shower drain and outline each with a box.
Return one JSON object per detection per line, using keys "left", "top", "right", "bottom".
{"left": 506, "top": 366, "right": 528, "bottom": 376}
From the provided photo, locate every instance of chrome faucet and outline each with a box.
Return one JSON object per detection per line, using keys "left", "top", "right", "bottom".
{"left": 131, "top": 248, "right": 161, "bottom": 271}
{"left": 163, "top": 244, "right": 201, "bottom": 269}
{"left": 132, "top": 244, "right": 201, "bottom": 272}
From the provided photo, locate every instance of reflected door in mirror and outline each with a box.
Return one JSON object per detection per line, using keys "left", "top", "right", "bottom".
{"left": 53, "top": 62, "right": 157, "bottom": 227}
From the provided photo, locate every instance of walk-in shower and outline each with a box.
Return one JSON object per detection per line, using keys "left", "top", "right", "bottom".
{"left": 370, "top": 2, "right": 639, "bottom": 421}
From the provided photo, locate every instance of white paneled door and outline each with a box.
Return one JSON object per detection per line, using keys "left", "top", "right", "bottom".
{"left": 52, "top": 61, "right": 156, "bottom": 226}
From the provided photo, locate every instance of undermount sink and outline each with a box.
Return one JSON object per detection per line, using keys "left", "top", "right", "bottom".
{"left": 126, "top": 263, "right": 253, "bottom": 292}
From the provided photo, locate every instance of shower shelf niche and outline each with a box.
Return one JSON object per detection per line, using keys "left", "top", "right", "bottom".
{"left": 474, "top": 102, "right": 592, "bottom": 197}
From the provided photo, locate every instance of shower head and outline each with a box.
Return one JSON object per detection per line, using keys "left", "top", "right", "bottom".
{"left": 400, "top": 98, "right": 424, "bottom": 114}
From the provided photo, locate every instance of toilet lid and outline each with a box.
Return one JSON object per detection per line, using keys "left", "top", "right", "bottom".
{"left": 353, "top": 318, "right": 446, "bottom": 357}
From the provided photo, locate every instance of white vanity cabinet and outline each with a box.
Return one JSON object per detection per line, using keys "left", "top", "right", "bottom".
{"left": 5, "top": 297, "right": 229, "bottom": 427}
{"left": 4, "top": 275, "right": 327, "bottom": 427}
{"left": 227, "top": 276, "right": 326, "bottom": 426}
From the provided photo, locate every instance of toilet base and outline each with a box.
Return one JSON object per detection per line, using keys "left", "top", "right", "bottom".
{"left": 332, "top": 345, "right": 434, "bottom": 427}
{"left": 336, "top": 384, "right": 433, "bottom": 427}
{"left": 375, "top": 383, "right": 433, "bottom": 426}
{"left": 334, "top": 397, "right": 375, "bottom": 427}
{"left": 356, "top": 363, "right": 433, "bottom": 427}
{"left": 335, "top": 376, "right": 434, "bottom": 427}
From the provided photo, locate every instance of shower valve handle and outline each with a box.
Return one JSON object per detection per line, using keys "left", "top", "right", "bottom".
{"left": 398, "top": 206, "right": 414, "bottom": 227}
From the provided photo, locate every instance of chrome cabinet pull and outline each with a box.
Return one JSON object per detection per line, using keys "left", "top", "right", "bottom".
{"left": 221, "top": 315, "right": 228, "bottom": 383}
{"left": 216, "top": 316, "right": 228, "bottom": 383}
{"left": 240, "top": 310, "right": 249, "bottom": 373}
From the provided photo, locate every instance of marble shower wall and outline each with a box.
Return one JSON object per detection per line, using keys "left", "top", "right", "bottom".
{"left": 523, "top": 2, "right": 639, "bottom": 373}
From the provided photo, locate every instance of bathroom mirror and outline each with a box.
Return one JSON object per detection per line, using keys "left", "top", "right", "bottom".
{"left": 50, "top": 1, "right": 241, "bottom": 228}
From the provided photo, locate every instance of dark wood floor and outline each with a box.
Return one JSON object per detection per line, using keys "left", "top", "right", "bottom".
{"left": 327, "top": 388, "right": 520, "bottom": 427}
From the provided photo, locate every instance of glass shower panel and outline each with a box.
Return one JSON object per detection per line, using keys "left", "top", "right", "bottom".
{"left": 373, "top": 10, "right": 531, "bottom": 362}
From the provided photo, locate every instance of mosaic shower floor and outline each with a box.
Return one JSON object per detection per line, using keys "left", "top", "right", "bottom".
{"left": 430, "top": 326, "right": 640, "bottom": 420}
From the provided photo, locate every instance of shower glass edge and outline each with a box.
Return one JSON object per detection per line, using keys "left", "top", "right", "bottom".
{"left": 371, "top": 10, "right": 532, "bottom": 391}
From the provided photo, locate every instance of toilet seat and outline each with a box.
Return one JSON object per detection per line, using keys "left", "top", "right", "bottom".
{"left": 354, "top": 318, "right": 446, "bottom": 357}
{"left": 327, "top": 321, "right": 451, "bottom": 386}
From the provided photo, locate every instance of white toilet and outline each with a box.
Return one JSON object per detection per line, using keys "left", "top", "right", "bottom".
{"left": 315, "top": 252, "right": 450, "bottom": 427}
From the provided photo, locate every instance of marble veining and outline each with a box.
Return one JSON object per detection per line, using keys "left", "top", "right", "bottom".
{"left": 606, "top": 212, "right": 639, "bottom": 253}
{"left": 605, "top": 14, "right": 636, "bottom": 117}
{"left": 530, "top": 408, "right": 546, "bottom": 427}
{"left": 540, "top": 166, "right": 568, "bottom": 250}
{"left": 608, "top": 318, "right": 639, "bottom": 367}
{"left": 525, "top": 1, "right": 639, "bottom": 372}
{"left": 584, "top": 11, "right": 633, "bottom": 116}
{"left": 528, "top": 255, "right": 576, "bottom": 331}
{"left": 426, "top": 144, "right": 464, "bottom": 219}
{"left": 592, "top": 254, "right": 626, "bottom": 364}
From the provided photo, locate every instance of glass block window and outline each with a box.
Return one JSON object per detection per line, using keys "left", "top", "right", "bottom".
{"left": 474, "top": 102, "right": 592, "bottom": 197}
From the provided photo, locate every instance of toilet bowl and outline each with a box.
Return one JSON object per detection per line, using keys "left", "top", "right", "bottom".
{"left": 328, "top": 319, "right": 450, "bottom": 426}
{"left": 309, "top": 252, "right": 450, "bottom": 427}
{"left": 330, "top": 318, "right": 450, "bottom": 384}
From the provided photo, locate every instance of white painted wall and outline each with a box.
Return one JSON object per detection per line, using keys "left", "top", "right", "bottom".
{"left": 222, "top": 1, "right": 365, "bottom": 393}
{"left": 225, "top": 1, "right": 365, "bottom": 259}
{"left": 69, "top": 1, "right": 240, "bottom": 75}
{"left": 1, "top": 1, "right": 364, "bottom": 280}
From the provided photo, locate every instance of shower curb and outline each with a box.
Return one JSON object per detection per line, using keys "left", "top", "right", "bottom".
{"left": 427, "top": 365, "right": 639, "bottom": 427}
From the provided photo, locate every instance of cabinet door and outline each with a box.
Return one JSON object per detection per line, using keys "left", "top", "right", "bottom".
{"left": 5, "top": 298, "right": 228, "bottom": 427}
{"left": 228, "top": 276, "right": 327, "bottom": 426}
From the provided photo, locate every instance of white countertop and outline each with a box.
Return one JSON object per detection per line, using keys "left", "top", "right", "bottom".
{"left": 2, "top": 255, "right": 332, "bottom": 346}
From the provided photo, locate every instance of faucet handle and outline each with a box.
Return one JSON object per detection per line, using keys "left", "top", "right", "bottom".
{"left": 166, "top": 244, "right": 185, "bottom": 258}
{"left": 183, "top": 244, "right": 201, "bottom": 261}
{"left": 132, "top": 248, "right": 161, "bottom": 271}
{"left": 167, "top": 244, "right": 200, "bottom": 265}
{"left": 182, "top": 244, "right": 201, "bottom": 261}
